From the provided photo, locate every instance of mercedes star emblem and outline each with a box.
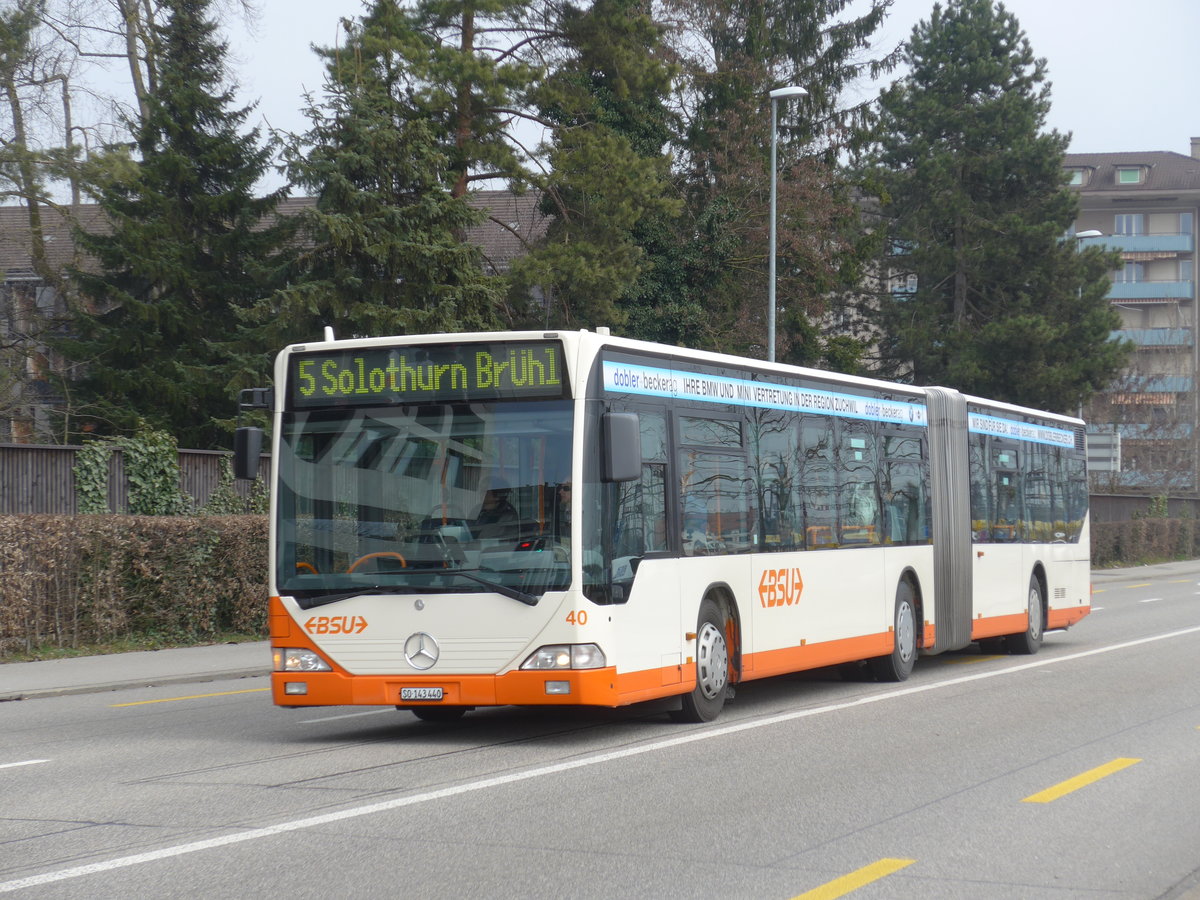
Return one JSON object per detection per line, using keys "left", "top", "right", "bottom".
{"left": 404, "top": 632, "right": 439, "bottom": 670}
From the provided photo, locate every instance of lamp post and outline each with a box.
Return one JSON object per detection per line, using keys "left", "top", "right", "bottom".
{"left": 768, "top": 85, "right": 807, "bottom": 363}
{"left": 1073, "top": 230, "right": 1104, "bottom": 420}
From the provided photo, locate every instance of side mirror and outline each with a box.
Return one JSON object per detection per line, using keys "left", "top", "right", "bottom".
{"left": 602, "top": 412, "right": 641, "bottom": 482}
{"left": 233, "top": 426, "right": 263, "bottom": 480}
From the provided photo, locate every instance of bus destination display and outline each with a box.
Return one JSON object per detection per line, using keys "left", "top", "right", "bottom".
{"left": 289, "top": 341, "right": 566, "bottom": 407}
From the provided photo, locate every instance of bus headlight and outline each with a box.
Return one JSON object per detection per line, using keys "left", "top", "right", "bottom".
{"left": 520, "top": 644, "right": 607, "bottom": 670}
{"left": 274, "top": 647, "right": 332, "bottom": 672}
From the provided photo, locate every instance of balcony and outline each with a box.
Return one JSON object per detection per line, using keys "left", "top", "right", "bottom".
{"left": 1081, "top": 233, "right": 1194, "bottom": 254}
{"left": 1108, "top": 280, "right": 1194, "bottom": 302}
{"left": 1112, "top": 328, "right": 1194, "bottom": 348}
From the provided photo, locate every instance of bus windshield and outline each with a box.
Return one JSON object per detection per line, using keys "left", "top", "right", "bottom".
{"left": 275, "top": 399, "right": 574, "bottom": 606}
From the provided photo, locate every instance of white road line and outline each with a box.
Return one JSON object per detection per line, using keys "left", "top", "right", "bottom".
{"left": 297, "top": 709, "right": 391, "bottom": 724}
{"left": 4, "top": 624, "right": 1200, "bottom": 895}
{"left": 1141, "top": 598, "right": 1163, "bottom": 603}
{"left": 0, "top": 760, "right": 49, "bottom": 771}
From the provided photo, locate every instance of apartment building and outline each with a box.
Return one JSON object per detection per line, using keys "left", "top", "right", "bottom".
{"left": 1066, "top": 140, "right": 1200, "bottom": 493}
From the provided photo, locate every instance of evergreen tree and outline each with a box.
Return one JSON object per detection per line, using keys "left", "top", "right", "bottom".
{"left": 512, "top": 0, "right": 679, "bottom": 329}
{"left": 247, "top": 2, "right": 501, "bottom": 349}
{"left": 863, "top": 0, "right": 1128, "bottom": 412}
{"left": 61, "top": 0, "right": 286, "bottom": 448}
{"left": 622, "top": 0, "right": 894, "bottom": 360}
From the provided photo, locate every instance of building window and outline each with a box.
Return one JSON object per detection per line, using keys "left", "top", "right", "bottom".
{"left": 1067, "top": 169, "right": 1084, "bottom": 185}
{"left": 1181, "top": 213, "right": 1193, "bottom": 235}
{"left": 1181, "top": 260, "right": 1193, "bottom": 282}
{"left": 1117, "top": 167, "right": 1142, "bottom": 185}
{"left": 1116, "top": 262, "right": 1144, "bottom": 283}
{"left": 1114, "top": 214, "right": 1144, "bottom": 235}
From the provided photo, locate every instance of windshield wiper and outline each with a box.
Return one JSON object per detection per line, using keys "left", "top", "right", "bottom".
{"left": 446, "top": 570, "right": 539, "bottom": 607}
{"left": 296, "top": 586, "right": 420, "bottom": 610}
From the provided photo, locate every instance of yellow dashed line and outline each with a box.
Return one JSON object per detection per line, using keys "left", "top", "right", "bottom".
{"left": 793, "top": 858, "right": 916, "bottom": 899}
{"left": 1022, "top": 758, "right": 1141, "bottom": 803}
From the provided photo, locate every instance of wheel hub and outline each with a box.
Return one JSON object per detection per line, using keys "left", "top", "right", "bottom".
{"left": 696, "top": 621, "right": 729, "bottom": 700}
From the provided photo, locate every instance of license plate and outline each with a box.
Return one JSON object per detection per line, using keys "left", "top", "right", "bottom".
{"left": 400, "top": 687, "right": 444, "bottom": 702}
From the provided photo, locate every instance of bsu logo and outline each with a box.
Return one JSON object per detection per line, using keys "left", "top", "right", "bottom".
{"left": 758, "top": 567, "right": 803, "bottom": 608}
{"left": 305, "top": 615, "right": 368, "bottom": 635}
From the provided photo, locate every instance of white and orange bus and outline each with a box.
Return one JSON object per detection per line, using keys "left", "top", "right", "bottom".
{"left": 234, "top": 328, "right": 1091, "bottom": 722}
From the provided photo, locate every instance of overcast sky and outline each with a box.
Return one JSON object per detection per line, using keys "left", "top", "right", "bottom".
{"left": 226, "top": 0, "right": 1196, "bottom": 157}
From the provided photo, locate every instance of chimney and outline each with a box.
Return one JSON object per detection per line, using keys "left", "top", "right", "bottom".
{"left": 1192, "top": 136, "right": 1200, "bottom": 160}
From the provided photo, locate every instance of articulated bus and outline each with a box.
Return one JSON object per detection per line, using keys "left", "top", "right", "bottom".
{"left": 234, "top": 328, "right": 1091, "bottom": 723}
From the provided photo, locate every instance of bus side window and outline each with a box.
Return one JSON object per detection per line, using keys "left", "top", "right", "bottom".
{"left": 751, "top": 410, "right": 799, "bottom": 551}
{"left": 838, "top": 429, "right": 878, "bottom": 545}
{"left": 799, "top": 415, "right": 835, "bottom": 549}
{"left": 612, "top": 411, "right": 669, "bottom": 559}
{"left": 968, "top": 436, "right": 990, "bottom": 542}
{"left": 680, "top": 451, "right": 752, "bottom": 555}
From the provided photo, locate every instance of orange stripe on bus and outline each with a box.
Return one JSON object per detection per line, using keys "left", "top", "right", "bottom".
{"left": 1047, "top": 605, "right": 1091, "bottom": 630}
{"left": 742, "top": 632, "right": 892, "bottom": 681}
{"left": 971, "top": 612, "right": 1028, "bottom": 641}
{"left": 268, "top": 596, "right": 292, "bottom": 639}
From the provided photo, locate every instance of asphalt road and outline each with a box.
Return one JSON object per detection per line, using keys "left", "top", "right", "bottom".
{"left": 2, "top": 563, "right": 1199, "bottom": 899}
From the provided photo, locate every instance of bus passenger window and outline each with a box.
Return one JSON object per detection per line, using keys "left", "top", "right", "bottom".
{"left": 680, "top": 451, "right": 752, "bottom": 555}
{"left": 799, "top": 416, "right": 835, "bottom": 549}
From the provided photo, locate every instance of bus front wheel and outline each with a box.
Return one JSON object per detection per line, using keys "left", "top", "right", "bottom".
{"left": 1005, "top": 575, "right": 1044, "bottom": 655}
{"left": 671, "top": 598, "right": 731, "bottom": 723}
{"left": 871, "top": 580, "right": 917, "bottom": 682}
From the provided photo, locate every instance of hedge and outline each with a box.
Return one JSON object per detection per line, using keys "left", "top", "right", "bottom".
{"left": 0, "top": 515, "right": 266, "bottom": 658}
{"left": 1, "top": 514, "right": 1194, "bottom": 659}
{"left": 1090, "top": 518, "right": 1198, "bottom": 568}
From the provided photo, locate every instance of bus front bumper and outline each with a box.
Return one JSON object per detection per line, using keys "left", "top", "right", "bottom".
{"left": 272, "top": 667, "right": 620, "bottom": 708}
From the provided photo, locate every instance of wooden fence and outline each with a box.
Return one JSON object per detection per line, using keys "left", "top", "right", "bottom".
{"left": 0, "top": 443, "right": 268, "bottom": 514}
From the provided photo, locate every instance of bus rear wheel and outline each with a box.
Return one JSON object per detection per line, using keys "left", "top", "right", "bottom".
{"left": 871, "top": 580, "right": 917, "bottom": 682}
{"left": 671, "top": 598, "right": 731, "bottom": 723}
{"left": 1005, "top": 575, "right": 1044, "bottom": 655}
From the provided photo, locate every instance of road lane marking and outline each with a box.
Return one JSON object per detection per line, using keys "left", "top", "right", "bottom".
{"left": 5, "top": 624, "right": 1199, "bottom": 894}
{"left": 298, "top": 710, "right": 391, "bottom": 724}
{"left": 109, "top": 688, "right": 269, "bottom": 707}
{"left": 1022, "top": 758, "right": 1141, "bottom": 803}
{"left": 1140, "top": 598, "right": 1162, "bottom": 604}
{"left": 0, "top": 760, "right": 49, "bottom": 770}
{"left": 792, "top": 858, "right": 915, "bottom": 899}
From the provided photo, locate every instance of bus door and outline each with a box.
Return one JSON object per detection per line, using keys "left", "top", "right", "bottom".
{"left": 595, "top": 407, "right": 680, "bottom": 683}
{"left": 972, "top": 443, "right": 1026, "bottom": 627}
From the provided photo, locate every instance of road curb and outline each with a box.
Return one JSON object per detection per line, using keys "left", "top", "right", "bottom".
{"left": 1, "top": 668, "right": 268, "bottom": 702}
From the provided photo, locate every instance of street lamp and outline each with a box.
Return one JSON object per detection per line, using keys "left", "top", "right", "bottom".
{"left": 1072, "top": 230, "right": 1105, "bottom": 420}
{"left": 768, "top": 85, "right": 807, "bottom": 363}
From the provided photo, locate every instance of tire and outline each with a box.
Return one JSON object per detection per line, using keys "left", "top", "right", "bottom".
{"left": 407, "top": 706, "right": 467, "bottom": 723}
{"left": 1005, "top": 575, "right": 1044, "bottom": 655}
{"left": 671, "top": 598, "right": 731, "bottom": 723}
{"left": 871, "top": 580, "right": 917, "bottom": 682}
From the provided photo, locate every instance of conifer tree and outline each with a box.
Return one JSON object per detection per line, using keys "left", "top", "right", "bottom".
{"left": 512, "top": 0, "right": 679, "bottom": 329}
{"left": 863, "top": 0, "right": 1128, "bottom": 411}
{"left": 622, "top": 0, "right": 894, "bottom": 360}
{"left": 247, "top": 2, "right": 501, "bottom": 349}
{"left": 62, "top": 0, "right": 286, "bottom": 448}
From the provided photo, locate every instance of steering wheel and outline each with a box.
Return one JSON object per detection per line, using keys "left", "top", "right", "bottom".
{"left": 346, "top": 551, "right": 408, "bottom": 573}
